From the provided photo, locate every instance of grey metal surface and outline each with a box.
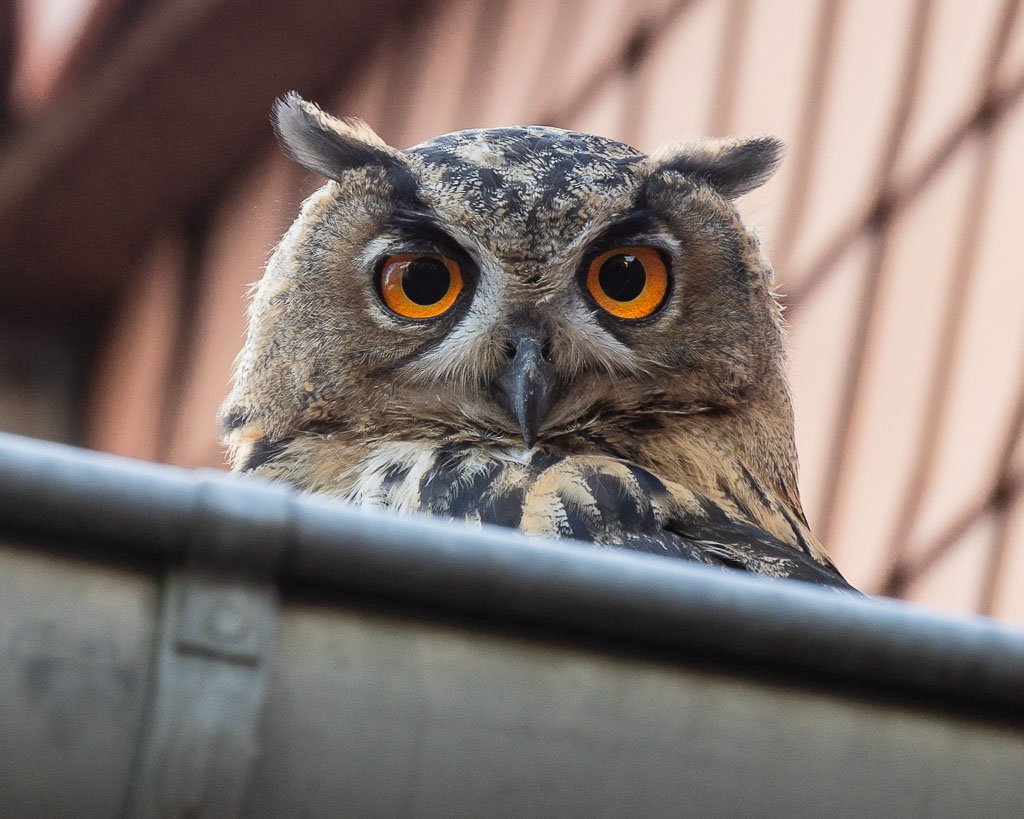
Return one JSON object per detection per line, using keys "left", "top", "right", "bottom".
{"left": 1, "top": 431, "right": 1024, "bottom": 815}
{"left": 0, "top": 545, "right": 158, "bottom": 817}
{"left": 125, "top": 470, "right": 288, "bottom": 817}
{"left": 4, "top": 533, "right": 1021, "bottom": 818}
{"left": 1, "top": 430, "right": 1024, "bottom": 715}
{"left": 256, "top": 603, "right": 1024, "bottom": 818}
{"left": 125, "top": 573, "right": 278, "bottom": 817}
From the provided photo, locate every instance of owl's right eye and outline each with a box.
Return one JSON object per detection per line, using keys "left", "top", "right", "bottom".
{"left": 379, "top": 253, "right": 463, "bottom": 319}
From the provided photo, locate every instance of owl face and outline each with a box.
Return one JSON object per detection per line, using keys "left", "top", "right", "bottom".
{"left": 223, "top": 94, "right": 786, "bottom": 461}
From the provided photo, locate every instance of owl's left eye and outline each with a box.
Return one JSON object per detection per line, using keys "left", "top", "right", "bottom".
{"left": 379, "top": 253, "right": 463, "bottom": 319}
{"left": 586, "top": 246, "right": 668, "bottom": 319}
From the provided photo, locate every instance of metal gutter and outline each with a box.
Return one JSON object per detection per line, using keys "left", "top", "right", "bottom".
{"left": 1, "top": 430, "right": 1023, "bottom": 717}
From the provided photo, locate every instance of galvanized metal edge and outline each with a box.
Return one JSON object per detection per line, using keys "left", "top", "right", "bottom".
{"left": 2, "top": 431, "right": 1024, "bottom": 715}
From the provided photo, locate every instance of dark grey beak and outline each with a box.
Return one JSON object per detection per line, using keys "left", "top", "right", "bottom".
{"left": 498, "top": 339, "right": 554, "bottom": 448}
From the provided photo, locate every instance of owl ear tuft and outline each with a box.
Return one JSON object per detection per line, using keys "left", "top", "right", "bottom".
{"left": 272, "top": 92, "right": 410, "bottom": 184}
{"left": 647, "top": 136, "right": 784, "bottom": 199}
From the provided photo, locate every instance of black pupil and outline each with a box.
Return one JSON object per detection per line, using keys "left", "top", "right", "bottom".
{"left": 598, "top": 254, "right": 646, "bottom": 302}
{"left": 402, "top": 257, "right": 451, "bottom": 305}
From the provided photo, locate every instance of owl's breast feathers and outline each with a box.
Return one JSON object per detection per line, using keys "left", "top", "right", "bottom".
{"left": 327, "top": 442, "right": 853, "bottom": 590}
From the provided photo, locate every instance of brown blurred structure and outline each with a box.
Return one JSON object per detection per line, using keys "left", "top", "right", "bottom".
{"left": 3, "top": 0, "right": 1024, "bottom": 622}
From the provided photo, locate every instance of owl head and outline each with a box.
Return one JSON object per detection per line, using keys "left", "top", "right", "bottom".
{"left": 222, "top": 93, "right": 791, "bottom": 488}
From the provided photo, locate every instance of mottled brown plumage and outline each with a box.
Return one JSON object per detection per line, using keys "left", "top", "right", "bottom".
{"left": 220, "top": 92, "right": 852, "bottom": 590}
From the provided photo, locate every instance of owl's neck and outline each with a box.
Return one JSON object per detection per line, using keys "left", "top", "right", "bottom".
{"left": 628, "top": 410, "right": 817, "bottom": 543}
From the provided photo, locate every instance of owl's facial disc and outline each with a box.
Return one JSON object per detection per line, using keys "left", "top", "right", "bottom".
{"left": 217, "top": 97, "right": 799, "bottom": 469}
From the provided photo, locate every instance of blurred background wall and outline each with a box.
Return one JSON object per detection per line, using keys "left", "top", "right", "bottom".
{"left": 2, "top": 0, "right": 1023, "bottom": 621}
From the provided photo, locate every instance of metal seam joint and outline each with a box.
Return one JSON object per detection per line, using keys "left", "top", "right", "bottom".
{"left": 125, "top": 472, "right": 292, "bottom": 816}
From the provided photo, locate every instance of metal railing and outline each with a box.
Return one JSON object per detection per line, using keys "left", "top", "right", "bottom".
{"left": 2, "top": 430, "right": 1023, "bottom": 713}
{"left": 3, "top": 430, "right": 1024, "bottom": 815}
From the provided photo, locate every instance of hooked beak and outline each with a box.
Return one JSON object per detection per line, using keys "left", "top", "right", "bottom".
{"left": 497, "top": 338, "right": 554, "bottom": 448}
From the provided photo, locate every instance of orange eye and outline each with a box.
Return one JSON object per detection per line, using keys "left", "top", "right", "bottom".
{"left": 586, "top": 246, "right": 668, "bottom": 319}
{"left": 379, "top": 253, "right": 463, "bottom": 319}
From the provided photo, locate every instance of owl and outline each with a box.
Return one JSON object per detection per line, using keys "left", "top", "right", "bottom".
{"left": 220, "top": 92, "right": 852, "bottom": 590}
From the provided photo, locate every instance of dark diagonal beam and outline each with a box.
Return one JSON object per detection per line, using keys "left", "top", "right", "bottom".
{"left": 772, "top": 0, "right": 842, "bottom": 275}
{"left": 880, "top": 0, "right": 1020, "bottom": 598}
{"left": 787, "top": 59, "right": 1024, "bottom": 314}
{"left": 539, "top": 0, "right": 701, "bottom": 127}
{"left": 812, "top": 0, "right": 934, "bottom": 544}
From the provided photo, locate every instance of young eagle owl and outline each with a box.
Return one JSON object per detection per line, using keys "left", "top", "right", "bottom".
{"left": 220, "top": 92, "right": 852, "bottom": 590}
